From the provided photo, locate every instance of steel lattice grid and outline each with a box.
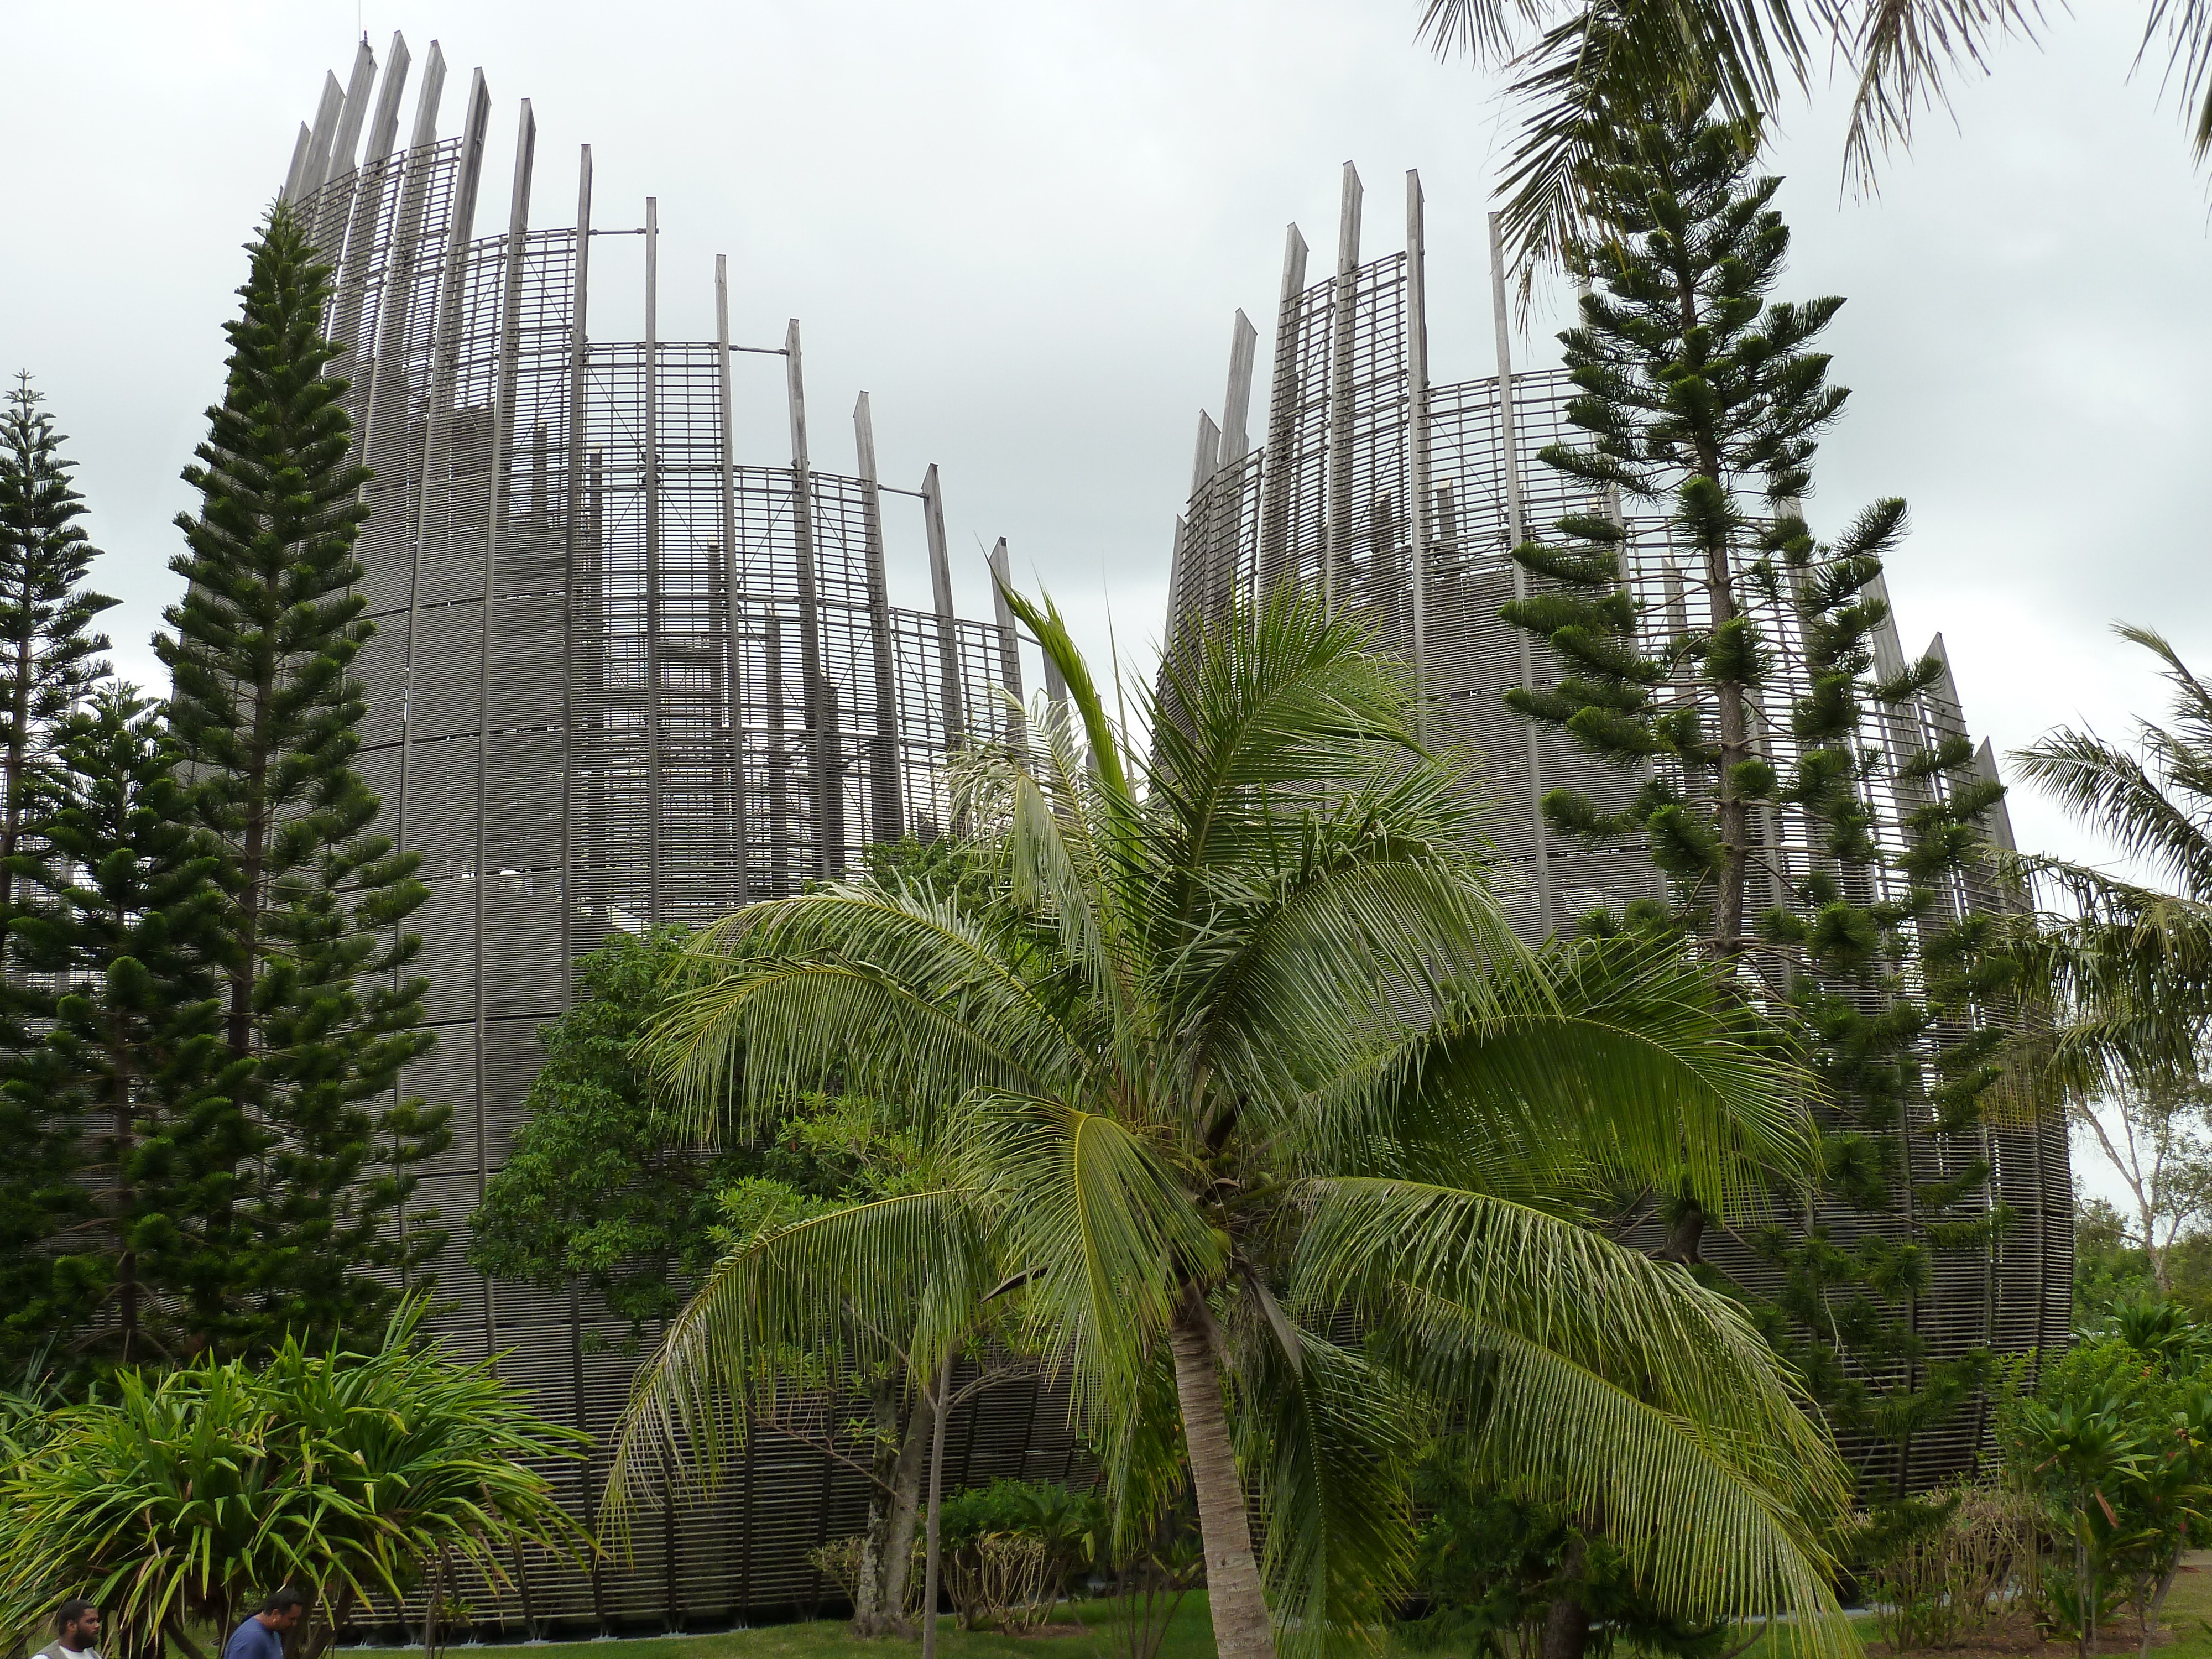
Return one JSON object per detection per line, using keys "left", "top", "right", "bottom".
{"left": 1421, "top": 369, "right": 1661, "bottom": 939}
{"left": 280, "top": 46, "right": 1098, "bottom": 1631}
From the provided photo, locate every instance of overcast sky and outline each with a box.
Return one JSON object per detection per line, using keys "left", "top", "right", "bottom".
{"left": 3, "top": 3, "right": 2206, "bottom": 1026}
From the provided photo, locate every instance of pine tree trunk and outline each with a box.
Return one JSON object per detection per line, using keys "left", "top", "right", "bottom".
{"left": 0, "top": 618, "right": 34, "bottom": 964}
{"left": 110, "top": 1001, "right": 138, "bottom": 1363}
{"left": 1668, "top": 242, "right": 1750, "bottom": 962}
{"left": 1169, "top": 1287, "right": 1274, "bottom": 1659}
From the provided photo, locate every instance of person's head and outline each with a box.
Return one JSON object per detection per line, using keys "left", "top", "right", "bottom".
{"left": 54, "top": 1600, "right": 100, "bottom": 1648}
{"left": 257, "top": 1589, "right": 306, "bottom": 1632}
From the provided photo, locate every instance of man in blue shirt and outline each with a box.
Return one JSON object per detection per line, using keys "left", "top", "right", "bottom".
{"left": 223, "top": 1588, "right": 306, "bottom": 1659}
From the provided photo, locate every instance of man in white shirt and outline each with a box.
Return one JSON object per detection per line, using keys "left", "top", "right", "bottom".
{"left": 33, "top": 1599, "right": 101, "bottom": 1659}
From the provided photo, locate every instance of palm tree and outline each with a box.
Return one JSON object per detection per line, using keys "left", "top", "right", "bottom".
{"left": 1417, "top": 0, "right": 2212, "bottom": 279}
{"left": 615, "top": 590, "right": 1858, "bottom": 1659}
{"left": 2008, "top": 624, "right": 2212, "bottom": 1094}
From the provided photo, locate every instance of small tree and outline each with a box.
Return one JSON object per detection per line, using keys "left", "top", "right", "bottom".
{"left": 159, "top": 204, "right": 447, "bottom": 1351}
{"left": 467, "top": 927, "right": 749, "bottom": 1338}
{"left": 5, "top": 688, "right": 249, "bottom": 1368}
{"left": 2070, "top": 1071, "right": 2212, "bottom": 1295}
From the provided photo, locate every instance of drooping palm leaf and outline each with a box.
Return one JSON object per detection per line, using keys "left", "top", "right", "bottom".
{"left": 1296, "top": 1178, "right": 1854, "bottom": 1653}
{"left": 1417, "top": 0, "right": 2211, "bottom": 280}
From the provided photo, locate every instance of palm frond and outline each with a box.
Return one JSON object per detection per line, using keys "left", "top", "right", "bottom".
{"left": 1295, "top": 1178, "right": 1854, "bottom": 1653}
{"left": 1193, "top": 851, "right": 1531, "bottom": 1121}
{"left": 603, "top": 1190, "right": 992, "bottom": 1535}
{"left": 1227, "top": 1307, "right": 1421, "bottom": 1659}
{"left": 1428, "top": 0, "right": 1792, "bottom": 280}
{"left": 2011, "top": 728, "right": 2212, "bottom": 899}
{"left": 1837, "top": 0, "right": 2041, "bottom": 190}
{"left": 956, "top": 1092, "right": 1222, "bottom": 1428}
{"left": 2135, "top": 1, "right": 2212, "bottom": 160}
{"left": 1001, "top": 583, "right": 1136, "bottom": 806}
{"left": 650, "top": 885, "right": 1086, "bottom": 1133}
{"left": 1300, "top": 939, "right": 1814, "bottom": 1215}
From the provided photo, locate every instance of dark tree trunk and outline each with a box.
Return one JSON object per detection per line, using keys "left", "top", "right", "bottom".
{"left": 1543, "top": 1535, "right": 1592, "bottom": 1659}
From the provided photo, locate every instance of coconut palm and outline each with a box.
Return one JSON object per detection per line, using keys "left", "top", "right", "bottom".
{"left": 617, "top": 589, "right": 1858, "bottom": 1659}
{"left": 2008, "top": 625, "right": 2212, "bottom": 1093}
{"left": 1418, "top": 0, "right": 2212, "bottom": 279}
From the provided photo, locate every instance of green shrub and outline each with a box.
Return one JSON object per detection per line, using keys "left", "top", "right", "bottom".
{"left": 922, "top": 1480, "right": 1105, "bottom": 1629}
{"left": 0, "top": 1299, "right": 587, "bottom": 1659}
{"left": 1995, "top": 1299, "right": 2212, "bottom": 1653}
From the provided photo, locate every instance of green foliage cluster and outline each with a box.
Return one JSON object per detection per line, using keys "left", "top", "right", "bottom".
{"left": 467, "top": 926, "right": 923, "bottom": 1343}
{"left": 1399, "top": 1443, "right": 1731, "bottom": 1659}
{"left": 1997, "top": 1300, "right": 2212, "bottom": 1653}
{"left": 2067, "top": 1198, "right": 2212, "bottom": 1332}
{"left": 1495, "top": 91, "right": 2020, "bottom": 1493}
{"left": 912, "top": 1481, "right": 1107, "bottom": 1635}
{"left": 0, "top": 1300, "right": 585, "bottom": 1659}
{"left": 0, "top": 201, "right": 444, "bottom": 1376}
{"left": 932, "top": 1479, "right": 1106, "bottom": 1576}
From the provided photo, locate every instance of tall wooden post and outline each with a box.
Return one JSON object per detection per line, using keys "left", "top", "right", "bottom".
{"left": 1490, "top": 209, "right": 1554, "bottom": 935}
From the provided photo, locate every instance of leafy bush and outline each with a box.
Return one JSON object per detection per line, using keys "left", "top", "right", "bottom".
{"left": 0, "top": 1300, "right": 586, "bottom": 1659}
{"left": 1397, "top": 1445, "right": 1730, "bottom": 1659}
{"left": 1996, "top": 1300, "right": 2212, "bottom": 1654}
{"left": 920, "top": 1479, "right": 1104, "bottom": 1630}
{"left": 1858, "top": 1482, "right": 2039, "bottom": 1650}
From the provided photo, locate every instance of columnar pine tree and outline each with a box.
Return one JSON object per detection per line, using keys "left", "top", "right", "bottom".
{"left": 0, "top": 375, "right": 118, "bottom": 1365}
{"left": 0, "top": 374, "right": 116, "bottom": 972}
{"left": 1498, "top": 90, "right": 2018, "bottom": 1587}
{"left": 159, "top": 204, "right": 448, "bottom": 1352}
{"left": 7, "top": 688, "right": 251, "bottom": 1366}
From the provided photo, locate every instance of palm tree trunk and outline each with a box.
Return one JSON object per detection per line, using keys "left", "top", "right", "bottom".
{"left": 1169, "top": 1287, "right": 1274, "bottom": 1659}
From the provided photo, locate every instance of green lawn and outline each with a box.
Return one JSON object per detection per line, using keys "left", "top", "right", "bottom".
{"left": 343, "top": 1561, "right": 2212, "bottom": 1659}
{"left": 361, "top": 1597, "right": 1216, "bottom": 1659}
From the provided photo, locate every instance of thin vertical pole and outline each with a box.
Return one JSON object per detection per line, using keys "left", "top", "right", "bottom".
{"left": 475, "top": 96, "right": 535, "bottom": 1361}
{"left": 921, "top": 464, "right": 966, "bottom": 753}
{"left": 1256, "top": 225, "right": 1308, "bottom": 600}
{"left": 363, "top": 32, "right": 411, "bottom": 165}
{"left": 854, "top": 393, "right": 905, "bottom": 842}
{"left": 408, "top": 41, "right": 446, "bottom": 153}
{"left": 1189, "top": 412, "right": 1221, "bottom": 497}
{"left": 281, "top": 122, "right": 314, "bottom": 205}
{"left": 1220, "top": 309, "right": 1258, "bottom": 465}
{"left": 644, "top": 196, "right": 662, "bottom": 925}
{"left": 326, "top": 39, "right": 406, "bottom": 429}
{"left": 306, "top": 45, "right": 377, "bottom": 264}
{"left": 1490, "top": 209, "right": 1554, "bottom": 936}
{"left": 786, "top": 320, "right": 837, "bottom": 880}
{"left": 716, "top": 255, "right": 751, "bottom": 901}
{"left": 296, "top": 72, "right": 345, "bottom": 212}
{"left": 1324, "top": 163, "right": 1363, "bottom": 613}
{"left": 392, "top": 46, "right": 469, "bottom": 869}
{"left": 340, "top": 33, "right": 416, "bottom": 488}
{"left": 391, "top": 61, "right": 484, "bottom": 1287}
{"left": 1404, "top": 171, "right": 1432, "bottom": 747}
{"left": 321, "top": 39, "right": 378, "bottom": 192}
{"left": 560, "top": 144, "right": 592, "bottom": 993}
{"left": 989, "top": 536, "right": 1026, "bottom": 748}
